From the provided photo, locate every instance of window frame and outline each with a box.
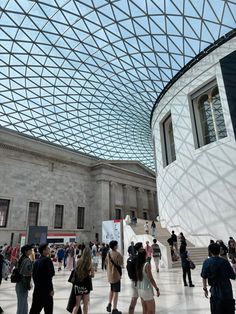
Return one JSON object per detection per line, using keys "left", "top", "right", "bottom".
{"left": 77, "top": 206, "right": 85, "bottom": 229}
{"left": 142, "top": 209, "right": 148, "bottom": 220}
{"left": 0, "top": 199, "right": 10, "bottom": 228}
{"left": 54, "top": 204, "right": 64, "bottom": 229}
{"left": 27, "top": 201, "right": 39, "bottom": 226}
{"left": 191, "top": 80, "right": 227, "bottom": 148}
{"left": 161, "top": 112, "right": 176, "bottom": 167}
{"left": 115, "top": 208, "right": 122, "bottom": 220}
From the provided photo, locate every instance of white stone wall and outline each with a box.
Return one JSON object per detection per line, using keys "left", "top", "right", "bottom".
{"left": 152, "top": 37, "right": 236, "bottom": 246}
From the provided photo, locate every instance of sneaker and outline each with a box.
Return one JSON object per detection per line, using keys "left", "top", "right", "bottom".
{"left": 112, "top": 310, "right": 122, "bottom": 314}
{"left": 189, "top": 284, "right": 195, "bottom": 287}
{"left": 184, "top": 283, "right": 188, "bottom": 286}
{"left": 106, "top": 303, "right": 112, "bottom": 313}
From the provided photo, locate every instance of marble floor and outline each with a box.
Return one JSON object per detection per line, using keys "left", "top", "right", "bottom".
{"left": 0, "top": 264, "right": 235, "bottom": 314}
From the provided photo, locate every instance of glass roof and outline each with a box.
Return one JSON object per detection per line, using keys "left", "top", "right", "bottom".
{"left": 0, "top": 0, "right": 235, "bottom": 170}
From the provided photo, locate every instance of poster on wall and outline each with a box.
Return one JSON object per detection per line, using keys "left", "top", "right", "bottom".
{"left": 102, "top": 220, "right": 123, "bottom": 253}
{"left": 26, "top": 226, "right": 48, "bottom": 245}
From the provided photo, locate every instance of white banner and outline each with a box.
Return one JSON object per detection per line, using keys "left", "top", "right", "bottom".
{"left": 102, "top": 220, "right": 123, "bottom": 252}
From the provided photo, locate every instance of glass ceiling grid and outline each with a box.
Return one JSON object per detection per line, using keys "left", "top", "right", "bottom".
{"left": 0, "top": 0, "right": 235, "bottom": 170}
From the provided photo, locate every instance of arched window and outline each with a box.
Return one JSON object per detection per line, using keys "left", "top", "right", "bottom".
{"left": 192, "top": 82, "right": 227, "bottom": 148}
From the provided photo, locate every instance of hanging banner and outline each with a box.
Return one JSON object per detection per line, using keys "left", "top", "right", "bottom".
{"left": 102, "top": 220, "right": 123, "bottom": 253}
{"left": 26, "top": 226, "right": 48, "bottom": 245}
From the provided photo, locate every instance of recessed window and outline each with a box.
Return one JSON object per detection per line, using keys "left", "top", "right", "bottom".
{"left": 143, "top": 210, "right": 148, "bottom": 220}
{"left": 192, "top": 82, "right": 227, "bottom": 148}
{"left": 0, "top": 199, "right": 10, "bottom": 228}
{"left": 77, "top": 207, "right": 85, "bottom": 229}
{"left": 130, "top": 210, "right": 136, "bottom": 218}
{"left": 54, "top": 204, "right": 64, "bottom": 229}
{"left": 162, "top": 113, "right": 176, "bottom": 166}
{"left": 28, "top": 202, "right": 39, "bottom": 226}
{"left": 115, "top": 208, "right": 122, "bottom": 219}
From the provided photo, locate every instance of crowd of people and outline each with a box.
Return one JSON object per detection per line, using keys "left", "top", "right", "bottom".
{"left": 0, "top": 241, "right": 109, "bottom": 314}
{"left": 0, "top": 232, "right": 235, "bottom": 314}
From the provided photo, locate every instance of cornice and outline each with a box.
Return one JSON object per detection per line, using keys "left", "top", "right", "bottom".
{"left": 91, "top": 162, "right": 156, "bottom": 181}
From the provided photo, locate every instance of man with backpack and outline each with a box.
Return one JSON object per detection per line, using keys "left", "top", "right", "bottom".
{"left": 151, "top": 239, "right": 161, "bottom": 272}
{"left": 126, "top": 242, "right": 143, "bottom": 314}
{"left": 127, "top": 241, "right": 136, "bottom": 257}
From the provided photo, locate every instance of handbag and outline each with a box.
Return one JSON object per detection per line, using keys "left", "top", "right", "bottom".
{"left": 68, "top": 269, "right": 76, "bottom": 284}
{"left": 10, "top": 267, "right": 22, "bottom": 283}
{"left": 189, "top": 260, "right": 196, "bottom": 270}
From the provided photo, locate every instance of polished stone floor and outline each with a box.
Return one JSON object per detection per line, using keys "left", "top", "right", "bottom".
{"left": 0, "top": 264, "right": 235, "bottom": 314}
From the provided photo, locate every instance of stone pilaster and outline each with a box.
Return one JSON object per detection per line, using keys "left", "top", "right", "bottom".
{"left": 96, "top": 179, "right": 110, "bottom": 223}
{"left": 135, "top": 187, "right": 143, "bottom": 218}
{"left": 110, "top": 181, "right": 117, "bottom": 220}
{"left": 123, "top": 184, "right": 132, "bottom": 216}
{"left": 147, "top": 190, "right": 155, "bottom": 220}
{"left": 153, "top": 191, "right": 159, "bottom": 217}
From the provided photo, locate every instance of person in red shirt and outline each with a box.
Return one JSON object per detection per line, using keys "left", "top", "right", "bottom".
{"left": 10, "top": 243, "right": 20, "bottom": 272}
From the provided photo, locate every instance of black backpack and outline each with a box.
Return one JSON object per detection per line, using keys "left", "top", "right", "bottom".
{"left": 126, "top": 255, "right": 137, "bottom": 281}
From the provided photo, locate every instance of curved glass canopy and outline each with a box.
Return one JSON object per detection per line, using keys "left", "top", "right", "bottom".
{"left": 0, "top": 0, "right": 235, "bottom": 170}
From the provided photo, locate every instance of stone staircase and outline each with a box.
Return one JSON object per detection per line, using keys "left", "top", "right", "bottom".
{"left": 130, "top": 218, "right": 208, "bottom": 268}
{"left": 171, "top": 247, "right": 209, "bottom": 268}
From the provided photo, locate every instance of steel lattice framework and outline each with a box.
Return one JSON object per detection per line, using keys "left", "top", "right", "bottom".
{"left": 0, "top": 0, "right": 236, "bottom": 170}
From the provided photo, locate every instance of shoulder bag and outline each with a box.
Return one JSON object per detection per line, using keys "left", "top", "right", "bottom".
{"left": 108, "top": 253, "right": 122, "bottom": 276}
{"left": 189, "top": 260, "right": 196, "bottom": 270}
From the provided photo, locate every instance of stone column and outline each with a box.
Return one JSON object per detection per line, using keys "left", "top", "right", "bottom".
{"left": 96, "top": 179, "right": 110, "bottom": 223}
{"left": 153, "top": 191, "right": 159, "bottom": 217}
{"left": 110, "top": 181, "right": 117, "bottom": 220}
{"left": 122, "top": 184, "right": 131, "bottom": 217}
{"left": 136, "top": 187, "right": 143, "bottom": 218}
{"left": 147, "top": 190, "right": 155, "bottom": 220}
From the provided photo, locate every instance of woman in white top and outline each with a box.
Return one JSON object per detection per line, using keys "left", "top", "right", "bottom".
{"left": 136, "top": 249, "right": 160, "bottom": 314}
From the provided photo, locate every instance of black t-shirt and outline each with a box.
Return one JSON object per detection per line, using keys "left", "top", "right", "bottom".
{"left": 100, "top": 246, "right": 108, "bottom": 257}
{"left": 33, "top": 256, "right": 55, "bottom": 293}
{"left": 180, "top": 251, "right": 190, "bottom": 268}
{"left": 201, "top": 256, "right": 235, "bottom": 299}
{"left": 171, "top": 234, "right": 177, "bottom": 242}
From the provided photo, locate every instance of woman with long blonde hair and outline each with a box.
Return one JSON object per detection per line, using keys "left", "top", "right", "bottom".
{"left": 70, "top": 247, "right": 94, "bottom": 314}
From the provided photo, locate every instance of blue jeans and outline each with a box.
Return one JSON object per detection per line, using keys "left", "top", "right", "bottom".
{"left": 16, "top": 282, "right": 29, "bottom": 314}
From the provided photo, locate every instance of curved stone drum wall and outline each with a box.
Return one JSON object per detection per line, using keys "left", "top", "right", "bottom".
{"left": 152, "top": 37, "right": 236, "bottom": 246}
